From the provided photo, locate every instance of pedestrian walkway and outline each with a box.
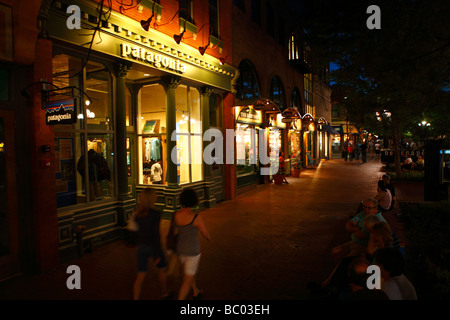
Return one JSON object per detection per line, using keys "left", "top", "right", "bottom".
{"left": 0, "top": 158, "right": 394, "bottom": 300}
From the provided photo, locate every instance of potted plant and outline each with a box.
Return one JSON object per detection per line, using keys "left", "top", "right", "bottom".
{"left": 291, "top": 161, "right": 301, "bottom": 178}
{"left": 291, "top": 157, "right": 301, "bottom": 178}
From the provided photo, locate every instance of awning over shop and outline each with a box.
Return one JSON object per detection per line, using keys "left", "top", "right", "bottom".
{"left": 342, "top": 124, "right": 361, "bottom": 134}
{"left": 331, "top": 125, "right": 343, "bottom": 134}
{"left": 301, "top": 113, "right": 315, "bottom": 122}
{"left": 317, "top": 117, "right": 328, "bottom": 125}
{"left": 234, "top": 98, "right": 281, "bottom": 113}
{"left": 323, "top": 124, "right": 340, "bottom": 135}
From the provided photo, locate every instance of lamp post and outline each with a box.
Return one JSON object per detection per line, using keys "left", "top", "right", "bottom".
{"left": 418, "top": 120, "right": 431, "bottom": 143}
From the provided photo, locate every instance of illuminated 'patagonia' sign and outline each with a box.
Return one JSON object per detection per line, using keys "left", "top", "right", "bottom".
{"left": 45, "top": 99, "right": 77, "bottom": 125}
{"left": 121, "top": 43, "right": 186, "bottom": 73}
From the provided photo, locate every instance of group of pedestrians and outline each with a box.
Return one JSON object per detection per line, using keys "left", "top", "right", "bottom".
{"left": 129, "top": 187, "right": 210, "bottom": 300}
{"left": 308, "top": 174, "right": 416, "bottom": 300}
{"left": 343, "top": 140, "right": 381, "bottom": 164}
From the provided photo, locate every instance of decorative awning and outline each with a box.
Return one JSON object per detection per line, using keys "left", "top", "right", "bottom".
{"left": 282, "top": 107, "right": 302, "bottom": 119}
{"left": 301, "top": 113, "right": 315, "bottom": 122}
{"left": 331, "top": 125, "right": 345, "bottom": 134}
{"left": 342, "top": 124, "right": 361, "bottom": 134}
{"left": 234, "top": 98, "right": 281, "bottom": 113}
{"left": 322, "top": 124, "right": 340, "bottom": 135}
{"left": 317, "top": 117, "right": 328, "bottom": 125}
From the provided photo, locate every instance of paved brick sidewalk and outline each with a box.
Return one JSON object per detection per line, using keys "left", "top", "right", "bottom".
{"left": 1, "top": 158, "right": 399, "bottom": 301}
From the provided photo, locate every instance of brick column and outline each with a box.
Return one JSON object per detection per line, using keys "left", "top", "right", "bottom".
{"left": 29, "top": 37, "right": 59, "bottom": 272}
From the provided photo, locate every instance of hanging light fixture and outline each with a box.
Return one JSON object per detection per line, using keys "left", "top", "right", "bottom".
{"left": 173, "top": 30, "right": 185, "bottom": 44}
{"left": 140, "top": 15, "right": 154, "bottom": 31}
{"left": 199, "top": 38, "right": 223, "bottom": 56}
{"left": 196, "top": 23, "right": 222, "bottom": 56}
{"left": 140, "top": 2, "right": 157, "bottom": 31}
{"left": 198, "top": 43, "right": 210, "bottom": 56}
{"left": 219, "top": 56, "right": 227, "bottom": 65}
{"left": 173, "top": 18, "right": 188, "bottom": 44}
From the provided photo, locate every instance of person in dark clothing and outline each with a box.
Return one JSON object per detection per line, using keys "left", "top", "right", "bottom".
{"left": 382, "top": 174, "right": 396, "bottom": 210}
{"left": 360, "top": 142, "right": 368, "bottom": 163}
{"left": 132, "top": 188, "right": 172, "bottom": 300}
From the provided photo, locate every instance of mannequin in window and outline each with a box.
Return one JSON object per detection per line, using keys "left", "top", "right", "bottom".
{"left": 151, "top": 161, "right": 163, "bottom": 184}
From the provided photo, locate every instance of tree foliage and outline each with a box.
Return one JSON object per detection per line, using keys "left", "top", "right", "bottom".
{"left": 296, "top": 0, "right": 450, "bottom": 137}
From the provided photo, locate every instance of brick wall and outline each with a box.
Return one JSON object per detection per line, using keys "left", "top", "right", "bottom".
{"left": 91, "top": 0, "right": 232, "bottom": 63}
{"left": 231, "top": 1, "right": 304, "bottom": 103}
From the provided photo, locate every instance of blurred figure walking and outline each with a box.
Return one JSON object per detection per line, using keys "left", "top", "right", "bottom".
{"left": 132, "top": 188, "right": 172, "bottom": 300}
{"left": 175, "top": 188, "right": 211, "bottom": 300}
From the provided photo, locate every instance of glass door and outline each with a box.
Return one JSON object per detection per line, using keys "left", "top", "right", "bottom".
{"left": 0, "top": 110, "right": 19, "bottom": 281}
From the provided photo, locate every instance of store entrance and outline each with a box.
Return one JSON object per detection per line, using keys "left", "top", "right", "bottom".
{"left": 0, "top": 110, "right": 19, "bottom": 281}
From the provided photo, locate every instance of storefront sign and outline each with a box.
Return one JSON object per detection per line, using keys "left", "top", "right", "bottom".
{"left": 237, "top": 106, "right": 262, "bottom": 124}
{"left": 121, "top": 43, "right": 186, "bottom": 73}
{"left": 45, "top": 99, "right": 76, "bottom": 125}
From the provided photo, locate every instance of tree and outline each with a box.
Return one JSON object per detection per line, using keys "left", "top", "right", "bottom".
{"left": 295, "top": 0, "right": 450, "bottom": 174}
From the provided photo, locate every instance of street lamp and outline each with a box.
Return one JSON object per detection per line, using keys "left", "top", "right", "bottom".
{"left": 418, "top": 121, "right": 430, "bottom": 127}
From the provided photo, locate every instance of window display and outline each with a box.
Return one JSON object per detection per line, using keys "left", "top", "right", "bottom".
{"left": 236, "top": 123, "right": 259, "bottom": 176}
{"left": 269, "top": 128, "right": 281, "bottom": 173}
{"left": 137, "top": 83, "right": 203, "bottom": 185}
{"left": 53, "top": 54, "right": 115, "bottom": 207}
{"left": 138, "top": 84, "right": 167, "bottom": 185}
{"left": 174, "top": 85, "right": 203, "bottom": 184}
{"left": 290, "top": 129, "right": 301, "bottom": 168}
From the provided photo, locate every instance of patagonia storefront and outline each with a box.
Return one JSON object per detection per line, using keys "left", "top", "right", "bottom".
{"left": 46, "top": 0, "right": 237, "bottom": 261}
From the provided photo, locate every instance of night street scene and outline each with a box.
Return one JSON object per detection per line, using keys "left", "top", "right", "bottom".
{"left": 0, "top": 0, "right": 449, "bottom": 316}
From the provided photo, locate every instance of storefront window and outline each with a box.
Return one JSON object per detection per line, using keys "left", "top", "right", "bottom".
{"left": 53, "top": 54, "right": 115, "bottom": 207}
{"left": 86, "top": 62, "right": 112, "bottom": 131}
{"left": 290, "top": 130, "right": 301, "bottom": 157}
{"left": 269, "top": 128, "right": 281, "bottom": 173}
{"left": 174, "top": 85, "right": 203, "bottom": 184}
{"left": 137, "top": 84, "right": 167, "bottom": 185}
{"left": 236, "top": 123, "right": 259, "bottom": 176}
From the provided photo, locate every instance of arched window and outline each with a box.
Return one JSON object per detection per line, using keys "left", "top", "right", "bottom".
{"left": 269, "top": 76, "right": 286, "bottom": 110}
{"left": 235, "top": 59, "right": 260, "bottom": 101}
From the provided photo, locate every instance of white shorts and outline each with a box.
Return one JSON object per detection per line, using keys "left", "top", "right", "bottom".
{"left": 178, "top": 254, "right": 201, "bottom": 276}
